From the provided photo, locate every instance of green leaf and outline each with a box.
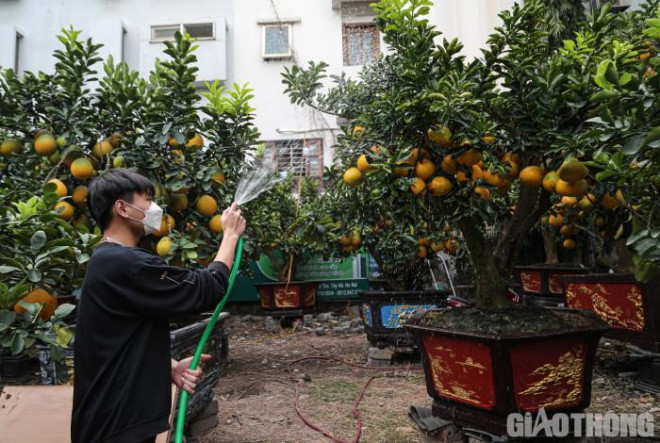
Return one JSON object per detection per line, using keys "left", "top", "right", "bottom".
{"left": 636, "top": 238, "right": 658, "bottom": 258}
{"left": 623, "top": 134, "right": 645, "bottom": 155}
{"left": 11, "top": 333, "right": 25, "bottom": 356}
{"left": 27, "top": 269, "right": 42, "bottom": 283}
{"left": 627, "top": 229, "right": 649, "bottom": 245}
{"left": 30, "top": 231, "right": 47, "bottom": 254}
{"left": 54, "top": 303, "right": 76, "bottom": 319}
{"left": 604, "top": 61, "right": 619, "bottom": 84}
{"left": 642, "top": 127, "right": 660, "bottom": 146}
{"left": 0, "top": 310, "right": 16, "bottom": 331}
{"left": 594, "top": 60, "right": 615, "bottom": 90}
{"left": 55, "top": 326, "right": 73, "bottom": 347}
{"left": 595, "top": 170, "right": 617, "bottom": 181}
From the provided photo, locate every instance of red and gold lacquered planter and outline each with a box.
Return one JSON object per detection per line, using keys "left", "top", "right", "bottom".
{"left": 515, "top": 264, "right": 593, "bottom": 307}
{"left": 407, "top": 309, "right": 608, "bottom": 436}
{"left": 255, "top": 281, "right": 320, "bottom": 316}
{"left": 563, "top": 274, "right": 660, "bottom": 352}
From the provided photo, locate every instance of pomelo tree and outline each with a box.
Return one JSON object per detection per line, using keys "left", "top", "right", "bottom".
{"left": 283, "top": 0, "right": 659, "bottom": 307}
{"left": 584, "top": 5, "right": 660, "bottom": 281}
{"left": 0, "top": 29, "right": 270, "bottom": 273}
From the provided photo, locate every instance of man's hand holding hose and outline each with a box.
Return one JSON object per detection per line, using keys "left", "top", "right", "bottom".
{"left": 214, "top": 202, "right": 246, "bottom": 270}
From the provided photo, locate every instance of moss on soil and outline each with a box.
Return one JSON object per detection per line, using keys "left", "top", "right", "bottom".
{"left": 419, "top": 305, "right": 602, "bottom": 335}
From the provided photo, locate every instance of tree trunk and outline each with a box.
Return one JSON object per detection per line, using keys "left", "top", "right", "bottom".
{"left": 457, "top": 217, "right": 509, "bottom": 310}
{"left": 367, "top": 246, "right": 407, "bottom": 291}
{"left": 615, "top": 239, "right": 636, "bottom": 273}
{"left": 542, "top": 230, "right": 559, "bottom": 264}
{"left": 494, "top": 186, "right": 551, "bottom": 273}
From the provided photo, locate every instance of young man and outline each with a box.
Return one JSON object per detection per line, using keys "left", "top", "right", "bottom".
{"left": 72, "top": 169, "right": 245, "bottom": 443}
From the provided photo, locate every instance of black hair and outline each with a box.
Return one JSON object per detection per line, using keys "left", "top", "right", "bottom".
{"left": 88, "top": 168, "right": 155, "bottom": 231}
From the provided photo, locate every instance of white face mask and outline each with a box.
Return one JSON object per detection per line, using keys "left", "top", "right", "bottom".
{"left": 123, "top": 201, "right": 164, "bottom": 236}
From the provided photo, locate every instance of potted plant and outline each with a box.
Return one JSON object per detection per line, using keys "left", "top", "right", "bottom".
{"left": 0, "top": 295, "right": 75, "bottom": 385}
{"left": 0, "top": 186, "right": 94, "bottom": 383}
{"left": 281, "top": 0, "right": 649, "bottom": 434}
{"left": 561, "top": 6, "right": 660, "bottom": 352}
{"left": 0, "top": 29, "right": 258, "bottom": 422}
{"left": 247, "top": 172, "right": 334, "bottom": 315}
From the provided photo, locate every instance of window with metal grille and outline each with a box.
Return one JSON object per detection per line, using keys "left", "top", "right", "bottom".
{"left": 263, "top": 139, "right": 323, "bottom": 178}
{"left": 262, "top": 24, "right": 292, "bottom": 59}
{"left": 343, "top": 23, "right": 379, "bottom": 66}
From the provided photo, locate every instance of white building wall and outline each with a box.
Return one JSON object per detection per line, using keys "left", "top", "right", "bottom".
{"left": 0, "top": 0, "right": 517, "bottom": 169}
{"left": 234, "top": 0, "right": 516, "bottom": 167}
{"left": 0, "top": 0, "right": 231, "bottom": 82}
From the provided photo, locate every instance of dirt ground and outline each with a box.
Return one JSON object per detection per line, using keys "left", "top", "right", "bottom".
{"left": 189, "top": 314, "right": 660, "bottom": 443}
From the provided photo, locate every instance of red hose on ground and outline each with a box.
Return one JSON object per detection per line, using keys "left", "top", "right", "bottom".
{"left": 287, "top": 355, "right": 424, "bottom": 443}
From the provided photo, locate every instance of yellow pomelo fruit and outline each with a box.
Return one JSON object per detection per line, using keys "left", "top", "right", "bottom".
{"left": 35, "top": 135, "right": 57, "bottom": 156}
{"left": 410, "top": 177, "right": 426, "bottom": 195}
{"left": 47, "top": 179, "right": 68, "bottom": 198}
{"left": 92, "top": 140, "right": 113, "bottom": 158}
{"left": 343, "top": 167, "right": 363, "bottom": 186}
{"left": 415, "top": 159, "right": 436, "bottom": 180}
{"left": 186, "top": 134, "right": 204, "bottom": 149}
{"left": 519, "top": 166, "right": 544, "bottom": 188}
{"left": 542, "top": 171, "right": 559, "bottom": 192}
{"left": 428, "top": 176, "right": 452, "bottom": 197}
{"left": 441, "top": 155, "right": 457, "bottom": 175}
{"left": 209, "top": 214, "right": 224, "bottom": 234}
{"left": 72, "top": 185, "right": 88, "bottom": 205}
{"left": 70, "top": 157, "right": 95, "bottom": 180}
{"left": 196, "top": 195, "right": 218, "bottom": 217}
{"left": 156, "top": 237, "right": 172, "bottom": 257}
{"left": 14, "top": 288, "right": 57, "bottom": 320}
{"left": 357, "top": 154, "right": 375, "bottom": 172}
{"left": 555, "top": 179, "right": 588, "bottom": 197}
{"left": 557, "top": 158, "right": 589, "bottom": 183}
{"left": 54, "top": 201, "right": 75, "bottom": 220}
{"left": 1, "top": 139, "right": 21, "bottom": 156}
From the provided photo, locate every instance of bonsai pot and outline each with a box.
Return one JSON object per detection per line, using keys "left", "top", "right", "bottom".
{"left": 515, "top": 264, "right": 593, "bottom": 307}
{"left": 255, "top": 281, "right": 320, "bottom": 316}
{"left": 0, "top": 349, "right": 36, "bottom": 384}
{"left": 37, "top": 343, "right": 75, "bottom": 385}
{"left": 563, "top": 273, "right": 660, "bottom": 353}
{"left": 170, "top": 313, "right": 230, "bottom": 423}
{"left": 406, "top": 308, "right": 608, "bottom": 436}
{"left": 358, "top": 290, "right": 450, "bottom": 349}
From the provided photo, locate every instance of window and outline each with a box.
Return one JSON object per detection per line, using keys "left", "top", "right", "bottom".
{"left": 151, "top": 25, "right": 179, "bottom": 42}
{"left": 184, "top": 23, "right": 214, "bottom": 39}
{"left": 150, "top": 22, "right": 215, "bottom": 42}
{"left": 263, "top": 139, "right": 323, "bottom": 178}
{"left": 14, "top": 31, "right": 23, "bottom": 74}
{"left": 262, "top": 24, "right": 292, "bottom": 59}
{"left": 343, "top": 24, "right": 379, "bottom": 66}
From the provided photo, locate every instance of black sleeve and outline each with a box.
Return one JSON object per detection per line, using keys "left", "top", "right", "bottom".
{"left": 124, "top": 252, "right": 231, "bottom": 319}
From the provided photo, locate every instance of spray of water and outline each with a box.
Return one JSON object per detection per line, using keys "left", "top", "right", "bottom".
{"left": 234, "top": 157, "right": 283, "bottom": 206}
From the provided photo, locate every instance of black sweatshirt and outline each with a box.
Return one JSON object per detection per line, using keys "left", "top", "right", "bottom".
{"left": 71, "top": 242, "right": 230, "bottom": 443}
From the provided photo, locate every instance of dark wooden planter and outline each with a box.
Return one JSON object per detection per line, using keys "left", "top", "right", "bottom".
{"left": 0, "top": 351, "right": 36, "bottom": 384}
{"left": 515, "top": 264, "right": 593, "bottom": 306}
{"left": 170, "top": 313, "right": 230, "bottom": 422}
{"left": 256, "top": 281, "right": 320, "bottom": 316}
{"left": 406, "top": 309, "right": 608, "bottom": 436}
{"left": 358, "top": 290, "right": 450, "bottom": 349}
{"left": 563, "top": 273, "right": 660, "bottom": 353}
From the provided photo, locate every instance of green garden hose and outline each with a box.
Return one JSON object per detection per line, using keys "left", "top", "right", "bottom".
{"left": 174, "top": 236, "right": 244, "bottom": 443}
